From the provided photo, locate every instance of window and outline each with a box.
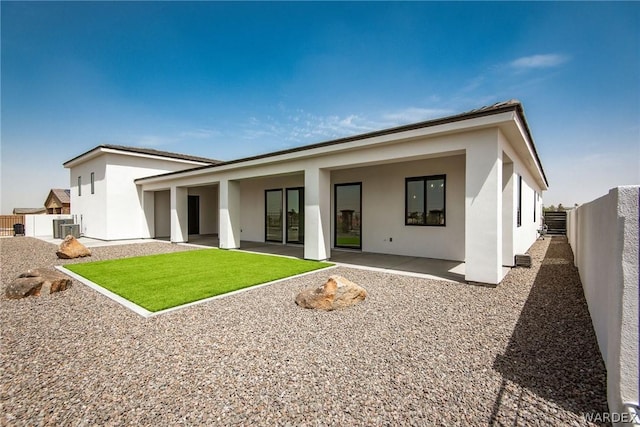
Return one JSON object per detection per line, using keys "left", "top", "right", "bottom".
{"left": 405, "top": 175, "right": 446, "bottom": 226}
{"left": 517, "top": 175, "right": 522, "bottom": 227}
{"left": 78, "top": 176, "right": 81, "bottom": 196}
{"left": 533, "top": 191, "right": 537, "bottom": 222}
{"left": 90, "top": 172, "right": 95, "bottom": 194}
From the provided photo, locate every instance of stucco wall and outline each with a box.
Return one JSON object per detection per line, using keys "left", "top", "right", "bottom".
{"left": 188, "top": 185, "right": 218, "bottom": 235}
{"left": 69, "top": 155, "right": 108, "bottom": 238}
{"left": 69, "top": 152, "right": 208, "bottom": 240}
{"left": 567, "top": 186, "right": 639, "bottom": 421}
{"left": 105, "top": 154, "right": 207, "bottom": 240}
{"left": 24, "top": 214, "right": 74, "bottom": 237}
{"left": 234, "top": 156, "right": 465, "bottom": 261}
{"left": 331, "top": 155, "right": 466, "bottom": 261}
{"left": 154, "top": 190, "right": 170, "bottom": 237}
{"left": 239, "top": 175, "right": 305, "bottom": 242}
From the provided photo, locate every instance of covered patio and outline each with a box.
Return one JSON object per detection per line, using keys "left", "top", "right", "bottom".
{"left": 182, "top": 234, "right": 468, "bottom": 282}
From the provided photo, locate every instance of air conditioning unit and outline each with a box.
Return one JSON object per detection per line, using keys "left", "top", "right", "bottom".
{"left": 515, "top": 254, "right": 532, "bottom": 267}
{"left": 53, "top": 219, "right": 74, "bottom": 239}
{"left": 59, "top": 224, "right": 80, "bottom": 239}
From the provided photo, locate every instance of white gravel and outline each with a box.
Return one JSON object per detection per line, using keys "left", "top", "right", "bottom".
{"left": 1, "top": 236, "right": 608, "bottom": 426}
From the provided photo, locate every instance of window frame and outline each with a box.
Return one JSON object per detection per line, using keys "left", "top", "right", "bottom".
{"left": 334, "top": 182, "right": 363, "bottom": 250}
{"left": 264, "top": 188, "right": 284, "bottom": 243}
{"left": 90, "top": 172, "right": 95, "bottom": 195}
{"left": 78, "top": 176, "right": 81, "bottom": 196}
{"left": 404, "top": 174, "right": 446, "bottom": 227}
{"left": 517, "top": 175, "right": 522, "bottom": 227}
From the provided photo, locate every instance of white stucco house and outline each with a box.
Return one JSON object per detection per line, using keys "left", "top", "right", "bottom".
{"left": 64, "top": 100, "right": 548, "bottom": 285}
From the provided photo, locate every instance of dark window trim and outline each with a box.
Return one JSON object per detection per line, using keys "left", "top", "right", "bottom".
{"left": 90, "top": 172, "right": 95, "bottom": 195}
{"left": 404, "top": 174, "right": 446, "bottom": 227}
{"left": 285, "top": 187, "right": 304, "bottom": 244}
{"left": 334, "top": 182, "right": 362, "bottom": 250}
{"left": 533, "top": 191, "right": 537, "bottom": 222}
{"left": 517, "top": 175, "right": 522, "bottom": 227}
{"left": 78, "top": 176, "right": 81, "bottom": 196}
{"left": 264, "top": 189, "right": 283, "bottom": 243}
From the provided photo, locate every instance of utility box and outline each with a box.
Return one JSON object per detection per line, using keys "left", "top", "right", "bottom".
{"left": 59, "top": 224, "right": 80, "bottom": 239}
{"left": 515, "top": 254, "right": 532, "bottom": 267}
{"left": 53, "top": 219, "right": 74, "bottom": 238}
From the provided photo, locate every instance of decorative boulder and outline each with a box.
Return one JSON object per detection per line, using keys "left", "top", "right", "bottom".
{"left": 5, "top": 269, "right": 72, "bottom": 299}
{"left": 5, "top": 277, "right": 45, "bottom": 299}
{"left": 56, "top": 235, "right": 91, "bottom": 259}
{"left": 295, "top": 275, "right": 367, "bottom": 310}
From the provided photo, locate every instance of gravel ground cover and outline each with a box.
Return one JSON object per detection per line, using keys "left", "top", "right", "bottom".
{"left": 1, "top": 236, "right": 607, "bottom": 426}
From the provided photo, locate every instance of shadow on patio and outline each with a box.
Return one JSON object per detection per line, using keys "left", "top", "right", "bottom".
{"left": 491, "top": 236, "right": 608, "bottom": 424}
{"left": 181, "top": 234, "right": 465, "bottom": 282}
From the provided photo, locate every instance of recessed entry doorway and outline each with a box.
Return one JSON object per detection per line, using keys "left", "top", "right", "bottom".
{"left": 188, "top": 195, "right": 200, "bottom": 235}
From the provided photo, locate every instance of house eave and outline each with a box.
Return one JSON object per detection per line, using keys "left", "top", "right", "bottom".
{"left": 63, "top": 146, "right": 215, "bottom": 169}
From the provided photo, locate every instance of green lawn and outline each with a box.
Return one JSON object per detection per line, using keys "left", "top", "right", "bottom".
{"left": 65, "top": 249, "right": 332, "bottom": 312}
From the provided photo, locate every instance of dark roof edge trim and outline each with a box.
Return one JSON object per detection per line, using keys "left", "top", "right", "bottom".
{"left": 63, "top": 144, "right": 220, "bottom": 167}
{"left": 513, "top": 104, "right": 549, "bottom": 187}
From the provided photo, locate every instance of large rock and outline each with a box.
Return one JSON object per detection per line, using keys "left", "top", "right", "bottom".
{"left": 5, "top": 277, "right": 45, "bottom": 299}
{"left": 56, "top": 235, "right": 91, "bottom": 259}
{"left": 5, "top": 269, "right": 73, "bottom": 299}
{"left": 295, "top": 275, "right": 367, "bottom": 310}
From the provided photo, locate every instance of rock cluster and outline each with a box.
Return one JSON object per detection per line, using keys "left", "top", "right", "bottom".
{"left": 56, "top": 235, "right": 91, "bottom": 259}
{"left": 5, "top": 268, "right": 72, "bottom": 299}
{"left": 295, "top": 275, "right": 367, "bottom": 310}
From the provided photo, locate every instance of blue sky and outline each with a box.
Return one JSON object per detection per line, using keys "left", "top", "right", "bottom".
{"left": 2, "top": 1, "right": 638, "bottom": 213}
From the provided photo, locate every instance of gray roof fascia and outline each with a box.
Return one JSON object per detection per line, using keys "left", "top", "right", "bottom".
{"left": 63, "top": 144, "right": 220, "bottom": 168}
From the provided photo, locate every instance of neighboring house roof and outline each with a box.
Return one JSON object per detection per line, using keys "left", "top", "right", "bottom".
{"left": 135, "top": 100, "right": 549, "bottom": 188}
{"left": 50, "top": 188, "right": 71, "bottom": 204}
{"left": 13, "top": 207, "right": 47, "bottom": 214}
{"left": 63, "top": 144, "right": 221, "bottom": 167}
{"left": 45, "top": 189, "right": 71, "bottom": 209}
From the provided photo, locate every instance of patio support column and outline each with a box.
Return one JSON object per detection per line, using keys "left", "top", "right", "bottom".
{"left": 219, "top": 178, "right": 240, "bottom": 249}
{"left": 170, "top": 186, "right": 188, "bottom": 243}
{"left": 304, "top": 167, "right": 330, "bottom": 260}
{"left": 142, "top": 190, "right": 155, "bottom": 238}
{"left": 465, "top": 135, "right": 503, "bottom": 284}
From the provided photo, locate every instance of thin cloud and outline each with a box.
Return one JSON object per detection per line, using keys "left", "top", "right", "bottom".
{"left": 510, "top": 54, "right": 570, "bottom": 70}
{"left": 178, "top": 128, "right": 220, "bottom": 139}
{"left": 136, "top": 135, "right": 177, "bottom": 147}
{"left": 383, "top": 107, "right": 454, "bottom": 125}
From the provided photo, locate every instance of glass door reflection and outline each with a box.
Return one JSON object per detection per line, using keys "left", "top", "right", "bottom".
{"left": 335, "top": 183, "right": 361, "bottom": 249}
{"left": 286, "top": 188, "right": 304, "bottom": 244}
{"left": 265, "top": 189, "right": 283, "bottom": 242}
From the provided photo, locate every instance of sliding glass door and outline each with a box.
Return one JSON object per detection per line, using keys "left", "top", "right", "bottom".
{"left": 265, "top": 189, "right": 283, "bottom": 242}
{"left": 335, "top": 183, "right": 361, "bottom": 249}
{"left": 286, "top": 188, "right": 304, "bottom": 244}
